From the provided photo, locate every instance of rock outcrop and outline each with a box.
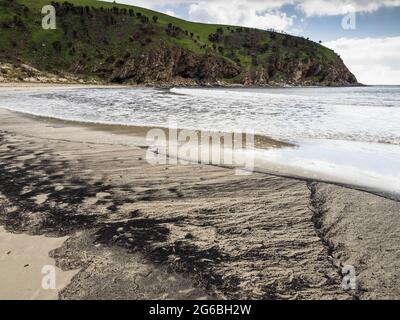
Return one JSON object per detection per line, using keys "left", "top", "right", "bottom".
{"left": 242, "top": 57, "right": 358, "bottom": 87}
{"left": 100, "top": 46, "right": 240, "bottom": 85}
{"left": 0, "top": 61, "right": 99, "bottom": 84}
{"left": 91, "top": 45, "right": 357, "bottom": 87}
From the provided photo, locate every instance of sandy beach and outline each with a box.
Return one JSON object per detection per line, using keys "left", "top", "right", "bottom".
{"left": 1, "top": 87, "right": 400, "bottom": 300}
{"left": 0, "top": 226, "right": 77, "bottom": 300}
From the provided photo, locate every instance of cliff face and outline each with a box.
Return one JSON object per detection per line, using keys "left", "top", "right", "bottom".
{"left": 0, "top": 0, "right": 359, "bottom": 87}
{"left": 106, "top": 46, "right": 240, "bottom": 85}
{"left": 248, "top": 58, "right": 357, "bottom": 86}
{"left": 101, "top": 46, "right": 357, "bottom": 86}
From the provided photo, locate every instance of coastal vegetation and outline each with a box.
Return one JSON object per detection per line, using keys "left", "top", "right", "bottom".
{"left": 0, "top": 0, "right": 358, "bottom": 85}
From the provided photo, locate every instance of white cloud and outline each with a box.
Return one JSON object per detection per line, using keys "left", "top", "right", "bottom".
{"left": 297, "top": 0, "right": 400, "bottom": 16}
{"left": 188, "top": 1, "right": 295, "bottom": 30}
{"left": 108, "top": 0, "right": 400, "bottom": 17}
{"left": 105, "top": 0, "right": 400, "bottom": 31}
{"left": 325, "top": 37, "right": 400, "bottom": 85}
{"left": 106, "top": 0, "right": 288, "bottom": 11}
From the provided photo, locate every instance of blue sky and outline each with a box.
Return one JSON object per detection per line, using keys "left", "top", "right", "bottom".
{"left": 103, "top": 0, "right": 400, "bottom": 84}
{"left": 303, "top": 7, "right": 400, "bottom": 41}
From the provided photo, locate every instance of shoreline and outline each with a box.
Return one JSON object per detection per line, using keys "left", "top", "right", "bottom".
{"left": 0, "top": 83, "right": 398, "bottom": 202}
{"left": 1, "top": 105, "right": 398, "bottom": 203}
{"left": 0, "top": 82, "right": 130, "bottom": 92}
{"left": 1, "top": 88, "right": 400, "bottom": 299}
{"left": 0, "top": 80, "right": 366, "bottom": 90}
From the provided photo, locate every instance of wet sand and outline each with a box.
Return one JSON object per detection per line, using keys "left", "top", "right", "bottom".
{"left": 0, "top": 226, "right": 77, "bottom": 300}
{"left": 1, "top": 92, "right": 400, "bottom": 299}
{"left": 0, "top": 83, "right": 127, "bottom": 92}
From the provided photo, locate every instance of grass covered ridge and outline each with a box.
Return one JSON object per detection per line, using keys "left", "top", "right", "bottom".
{"left": 0, "top": 0, "right": 357, "bottom": 85}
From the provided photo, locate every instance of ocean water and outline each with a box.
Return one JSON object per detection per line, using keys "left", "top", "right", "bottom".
{"left": 1, "top": 86, "right": 400, "bottom": 195}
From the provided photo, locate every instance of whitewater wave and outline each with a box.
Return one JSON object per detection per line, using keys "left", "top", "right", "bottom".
{"left": 170, "top": 87, "right": 309, "bottom": 101}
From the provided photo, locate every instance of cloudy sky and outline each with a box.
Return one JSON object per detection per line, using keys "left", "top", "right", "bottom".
{"left": 103, "top": 0, "right": 400, "bottom": 84}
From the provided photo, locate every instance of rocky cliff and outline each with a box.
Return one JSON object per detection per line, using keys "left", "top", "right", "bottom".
{"left": 100, "top": 46, "right": 241, "bottom": 86}
{"left": 98, "top": 45, "right": 357, "bottom": 87}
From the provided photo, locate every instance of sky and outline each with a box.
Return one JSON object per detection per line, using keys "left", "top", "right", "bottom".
{"left": 103, "top": 0, "right": 400, "bottom": 84}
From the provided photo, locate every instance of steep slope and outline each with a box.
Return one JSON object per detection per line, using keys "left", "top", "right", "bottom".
{"left": 0, "top": 0, "right": 359, "bottom": 86}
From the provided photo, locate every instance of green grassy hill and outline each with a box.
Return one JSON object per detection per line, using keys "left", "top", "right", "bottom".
{"left": 0, "top": 0, "right": 358, "bottom": 86}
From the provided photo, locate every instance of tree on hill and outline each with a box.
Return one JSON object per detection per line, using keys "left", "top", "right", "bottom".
{"left": 140, "top": 15, "right": 149, "bottom": 24}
